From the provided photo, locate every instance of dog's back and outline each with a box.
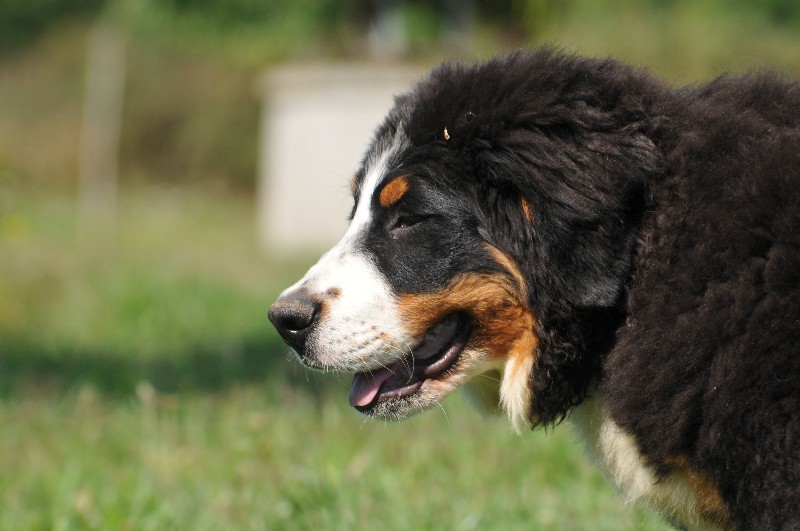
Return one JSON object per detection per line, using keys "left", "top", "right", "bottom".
{"left": 603, "top": 73, "right": 800, "bottom": 529}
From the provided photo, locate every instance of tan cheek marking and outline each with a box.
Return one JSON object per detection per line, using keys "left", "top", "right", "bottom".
{"left": 350, "top": 178, "right": 357, "bottom": 195}
{"left": 397, "top": 246, "right": 537, "bottom": 426}
{"left": 397, "top": 245, "right": 536, "bottom": 363}
{"left": 485, "top": 244, "right": 528, "bottom": 299}
{"left": 521, "top": 198, "right": 533, "bottom": 222}
{"left": 670, "top": 458, "right": 731, "bottom": 528}
{"left": 378, "top": 175, "right": 410, "bottom": 208}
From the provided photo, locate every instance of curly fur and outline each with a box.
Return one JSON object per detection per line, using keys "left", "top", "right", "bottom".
{"left": 392, "top": 50, "right": 799, "bottom": 528}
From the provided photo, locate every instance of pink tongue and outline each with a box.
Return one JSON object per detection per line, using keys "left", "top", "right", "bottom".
{"left": 349, "top": 369, "right": 394, "bottom": 407}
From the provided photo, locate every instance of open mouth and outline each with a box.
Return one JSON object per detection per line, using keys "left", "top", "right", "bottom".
{"left": 349, "top": 312, "right": 471, "bottom": 412}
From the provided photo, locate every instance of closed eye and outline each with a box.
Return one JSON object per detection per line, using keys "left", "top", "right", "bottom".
{"left": 389, "top": 214, "right": 433, "bottom": 237}
{"left": 394, "top": 216, "right": 418, "bottom": 230}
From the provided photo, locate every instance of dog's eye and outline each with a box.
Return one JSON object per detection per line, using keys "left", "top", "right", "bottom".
{"left": 389, "top": 215, "right": 425, "bottom": 236}
{"left": 396, "top": 217, "right": 416, "bottom": 229}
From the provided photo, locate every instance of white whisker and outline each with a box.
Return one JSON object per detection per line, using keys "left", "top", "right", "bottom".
{"left": 434, "top": 400, "right": 451, "bottom": 425}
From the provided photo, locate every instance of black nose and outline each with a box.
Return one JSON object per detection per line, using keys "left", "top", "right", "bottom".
{"left": 268, "top": 290, "right": 320, "bottom": 354}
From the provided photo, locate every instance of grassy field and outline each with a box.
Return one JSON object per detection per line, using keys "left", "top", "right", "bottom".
{"left": 9, "top": 4, "right": 799, "bottom": 525}
{"left": 0, "top": 185, "right": 670, "bottom": 530}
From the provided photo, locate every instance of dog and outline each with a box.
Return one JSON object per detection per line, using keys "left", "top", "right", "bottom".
{"left": 268, "top": 49, "right": 799, "bottom": 530}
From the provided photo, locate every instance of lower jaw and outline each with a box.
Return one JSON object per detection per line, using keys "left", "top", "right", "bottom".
{"left": 355, "top": 391, "right": 430, "bottom": 419}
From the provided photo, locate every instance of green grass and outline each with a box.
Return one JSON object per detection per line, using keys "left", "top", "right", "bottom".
{"left": 1, "top": 3, "right": 798, "bottom": 527}
{"left": 0, "top": 185, "right": 671, "bottom": 529}
{"left": 0, "top": 387, "right": 672, "bottom": 531}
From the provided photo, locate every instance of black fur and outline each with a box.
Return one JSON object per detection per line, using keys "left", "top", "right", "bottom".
{"left": 354, "top": 49, "right": 799, "bottom": 529}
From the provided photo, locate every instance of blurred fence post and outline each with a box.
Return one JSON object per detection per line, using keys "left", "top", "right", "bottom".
{"left": 78, "top": 19, "right": 127, "bottom": 235}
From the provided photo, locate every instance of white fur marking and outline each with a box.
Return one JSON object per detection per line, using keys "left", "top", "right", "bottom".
{"left": 571, "top": 399, "right": 720, "bottom": 530}
{"left": 279, "top": 129, "right": 413, "bottom": 372}
{"left": 500, "top": 354, "right": 534, "bottom": 433}
{"left": 348, "top": 127, "right": 408, "bottom": 235}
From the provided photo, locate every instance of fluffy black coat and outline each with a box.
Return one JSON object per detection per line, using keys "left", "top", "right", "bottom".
{"left": 392, "top": 50, "right": 799, "bottom": 529}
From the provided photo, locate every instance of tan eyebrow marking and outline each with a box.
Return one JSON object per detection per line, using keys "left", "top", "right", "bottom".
{"left": 520, "top": 198, "right": 534, "bottom": 222}
{"left": 378, "top": 174, "right": 410, "bottom": 208}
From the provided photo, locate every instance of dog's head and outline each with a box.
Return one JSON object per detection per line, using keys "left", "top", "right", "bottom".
{"left": 268, "top": 124, "right": 537, "bottom": 428}
{"left": 269, "top": 50, "right": 664, "bottom": 429}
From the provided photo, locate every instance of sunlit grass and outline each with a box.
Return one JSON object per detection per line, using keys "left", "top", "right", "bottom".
{"left": 0, "top": 186, "right": 671, "bottom": 529}
{"left": 0, "top": 385, "right": 670, "bottom": 530}
{"left": 1, "top": 2, "right": 798, "bottom": 527}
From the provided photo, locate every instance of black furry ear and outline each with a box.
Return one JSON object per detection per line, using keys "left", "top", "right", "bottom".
{"left": 476, "top": 126, "right": 662, "bottom": 310}
{"left": 403, "top": 50, "right": 667, "bottom": 311}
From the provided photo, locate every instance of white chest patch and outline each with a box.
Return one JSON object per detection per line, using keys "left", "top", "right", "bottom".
{"left": 569, "top": 399, "right": 721, "bottom": 531}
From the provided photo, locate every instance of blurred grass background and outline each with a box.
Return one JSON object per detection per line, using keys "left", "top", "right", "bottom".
{"left": 1, "top": 0, "right": 798, "bottom": 529}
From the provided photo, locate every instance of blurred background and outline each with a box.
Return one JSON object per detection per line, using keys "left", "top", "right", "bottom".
{"left": 1, "top": 0, "right": 798, "bottom": 528}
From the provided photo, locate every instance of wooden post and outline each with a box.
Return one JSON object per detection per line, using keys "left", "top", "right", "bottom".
{"left": 78, "top": 19, "right": 127, "bottom": 235}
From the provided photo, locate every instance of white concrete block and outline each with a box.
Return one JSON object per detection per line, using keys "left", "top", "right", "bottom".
{"left": 257, "top": 64, "right": 421, "bottom": 254}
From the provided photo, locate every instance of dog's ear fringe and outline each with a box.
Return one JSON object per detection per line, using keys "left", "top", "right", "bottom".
{"left": 476, "top": 125, "right": 662, "bottom": 308}
{"left": 468, "top": 91, "right": 665, "bottom": 425}
{"left": 473, "top": 131, "right": 657, "bottom": 425}
{"left": 478, "top": 130, "right": 660, "bottom": 424}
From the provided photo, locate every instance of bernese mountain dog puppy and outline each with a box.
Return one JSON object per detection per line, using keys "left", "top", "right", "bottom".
{"left": 268, "top": 49, "right": 799, "bottom": 530}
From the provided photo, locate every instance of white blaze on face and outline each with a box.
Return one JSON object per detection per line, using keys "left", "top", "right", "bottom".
{"left": 278, "top": 130, "right": 414, "bottom": 371}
